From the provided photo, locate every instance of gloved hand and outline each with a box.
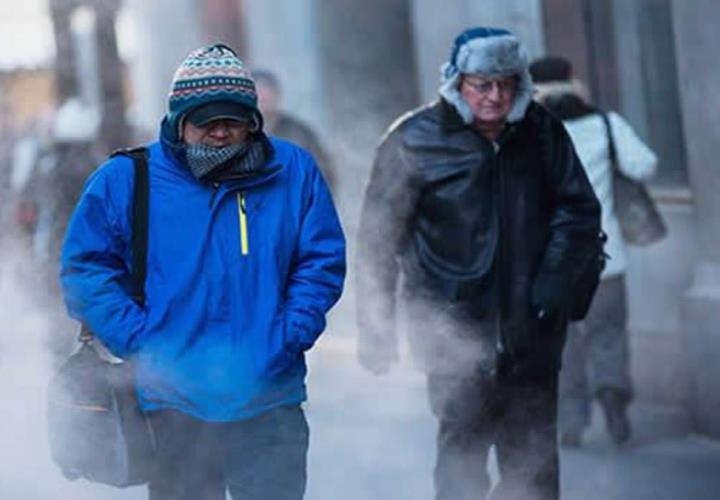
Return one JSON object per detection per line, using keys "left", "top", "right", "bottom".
{"left": 357, "top": 334, "right": 398, "bottom": 376}
{"left": 531, "top": 272, "right": 571, "bottom": 320}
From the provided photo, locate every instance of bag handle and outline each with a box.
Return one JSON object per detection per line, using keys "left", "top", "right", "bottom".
{"left": 79, "top": 147, "right": 149, "bottom": 344}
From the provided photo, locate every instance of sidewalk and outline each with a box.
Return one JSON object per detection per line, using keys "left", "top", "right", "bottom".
{"left": 306, "top": 334, "right": 720, "bottom": 500}
{"left": 562, "top": 433, "right": 720, "bottom": 500}
{"left": 1, "top": 313, "right": 719, "bottom": 499}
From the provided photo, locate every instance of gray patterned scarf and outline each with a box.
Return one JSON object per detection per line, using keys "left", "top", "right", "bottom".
{"left": 185, "top": 135, "right": 269, "bottom": 183}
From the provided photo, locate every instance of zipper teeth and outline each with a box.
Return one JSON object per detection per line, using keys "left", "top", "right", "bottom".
{"left": 238, "top": 192, "right": 249, "bottom": 256}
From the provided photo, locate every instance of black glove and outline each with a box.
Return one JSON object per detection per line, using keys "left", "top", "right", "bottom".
{"left": 531, "top": 272, "right": 571, "bottom": 320}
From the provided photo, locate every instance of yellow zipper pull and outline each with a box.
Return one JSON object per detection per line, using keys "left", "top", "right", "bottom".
{"left": 237, "top": 192, "right": 249, "bottom": 256}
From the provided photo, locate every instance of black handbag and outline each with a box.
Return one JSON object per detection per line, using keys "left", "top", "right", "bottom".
{"left": 47, "top": 147, "right": 155, "bottom": 487}
{"left": 601, "top": 113, "right": 667, "bottom": 246}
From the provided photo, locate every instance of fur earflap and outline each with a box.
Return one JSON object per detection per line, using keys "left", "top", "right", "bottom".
{"left": 439, "top": 31, "right": 533, "bottom": 124}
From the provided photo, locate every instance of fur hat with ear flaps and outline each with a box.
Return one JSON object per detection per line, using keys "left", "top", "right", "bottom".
{"left": 439, "top": 27, "right": 534, "bottom": 124}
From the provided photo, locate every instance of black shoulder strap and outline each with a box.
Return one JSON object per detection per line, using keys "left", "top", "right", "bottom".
{"left": 78, "top": 147, "right": 149, "bottom": 344}
{"left": 600, "top": 113, "right": 620, "bottom": 174}
{"left": 111, "top": 146, "right": 149, "bottom": 306}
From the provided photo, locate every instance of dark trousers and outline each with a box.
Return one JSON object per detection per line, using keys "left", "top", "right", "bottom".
{"left": 428, "top": 368, "right": 559, "bottom": 500}
{"left": 148, "top": 406, "right": 309, "bottom": 500}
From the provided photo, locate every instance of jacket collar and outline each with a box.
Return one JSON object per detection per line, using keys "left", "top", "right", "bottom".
{"left": 438, "top": 98, "right": 468, "bottom": 132}
{"left": 437, "top": 98, "right": 525, "bottom": 147}
{"left": 158, "top": 117, "right": 282, "bottom": 190}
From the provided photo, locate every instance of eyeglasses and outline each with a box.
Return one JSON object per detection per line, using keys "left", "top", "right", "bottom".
{"left": 462, "top": 76, "right": 517, "bottom": 95}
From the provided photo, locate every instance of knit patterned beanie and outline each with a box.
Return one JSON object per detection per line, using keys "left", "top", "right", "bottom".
{"left": 166, "top": 43, "right": 260, "bottom": 139}
{"left": 439, "top": 27, "right": 533, "bottom": 124}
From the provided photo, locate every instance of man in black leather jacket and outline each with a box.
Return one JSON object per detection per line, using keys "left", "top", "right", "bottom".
{"left": 356, "top": 27, "right": 601, "bottom": 500}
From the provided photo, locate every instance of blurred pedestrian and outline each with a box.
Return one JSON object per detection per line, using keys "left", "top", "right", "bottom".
{"left": 32, "top": 100, "right": 102, "bottom": 292}
{"left": 356, "top": 28, "right": 601, "bottom": 500}
{"left": 531, "top": 56, "right": 659, "bottom": 447}
{"left": 254, "top": 69, "right": 337, "bottom": 191}
{"left": 60, "top": 43, "right": 346, "bottom": 500}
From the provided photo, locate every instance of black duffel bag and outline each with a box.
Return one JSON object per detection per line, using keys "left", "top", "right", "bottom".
{"left": 47, "top": 147, "right": 155, "bottom": 487}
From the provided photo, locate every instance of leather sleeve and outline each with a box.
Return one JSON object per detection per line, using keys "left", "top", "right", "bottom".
{"left": 538, "top": 118, "right": 602, "bottom": 283}
{"left": 355, "top": 131, "right": 421, "bottom": 348}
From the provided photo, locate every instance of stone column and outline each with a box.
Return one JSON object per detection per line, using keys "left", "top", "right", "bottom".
{"left": 95, "top": 0, "right": 130, "bottom": 150}
{"left": 672, "top": 0, "right": 720, "bottom": 437}
{"left": 49, "top": 0, "right": 79, "bottom": 103}
{"left": 243, "top": 0, "right": 327, "bottom": 136}
{"left": 70, "top": 7, "right": 101, "bottom": 108}
{"left": 315, "top": 0, "right": 419, "bottom": 228}
{"left": 124, "top": 0, "right": 204, "bottom": 134}
{"left": 202, "top": 0, "right": 246, "bottom": 57}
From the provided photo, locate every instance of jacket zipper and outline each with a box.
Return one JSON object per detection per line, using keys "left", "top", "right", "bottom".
{"left": 237, "top": 191, "right": 249, "bottom": 256}
{"left": 209, "top": 182, "right": 220, "bottom": 208}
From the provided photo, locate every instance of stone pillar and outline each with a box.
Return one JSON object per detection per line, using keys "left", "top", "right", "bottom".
{"left": 672, "top": 0, "right": 720, "bottom": 437}
{"left": 95, "top": 0, "right": 130, "bottom": 150}
{"left": 321, "top": 0, "right": 421, "bottom": 340}
{"left": 49, "top": 0, "right": 79, "bottom": 103}
{"left": 411, "top": 0, "right": 545, "bottom": 103}
{"left": 202, "top": 0, "right": 247, "bottom": 58}
{"left": 611, "top": 0, "right": 650, "bottom": 139}
{"left": 542, "top": 0, "right": 620, "bottom": 110}
{"left": 124, "top": 0, "right": 204, "bottom": 134}
{"left": 70, "top": 7, "right": 101, "bottom": 108}
{"left": 243, "top": 0, "right": 327, "bottom": 136}
{"left": 315, "top": 0, "right": 419, "bottom": 228}
{"left": 542, "top": 0, "right": 591, "bottom": 87}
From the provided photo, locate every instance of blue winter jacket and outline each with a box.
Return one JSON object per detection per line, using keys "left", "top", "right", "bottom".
{"left": 60, "top": 132, "right": 346, "bottom": 421}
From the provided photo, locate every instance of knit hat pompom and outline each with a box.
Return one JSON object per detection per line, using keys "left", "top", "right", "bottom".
{"left": 439, "top": 27, "right": 534, "bottom": 124}
{"left": 166, "top": 43, "right": 261, "bottom": 140}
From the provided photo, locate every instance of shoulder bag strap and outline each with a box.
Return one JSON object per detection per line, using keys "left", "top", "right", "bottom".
{"left": 122, "top": 147, "right": 149, "bottom": 306}
{"left": 600, "top": 112, "right": 620, "bottom": 174}
{"left": 79, "top": 147, "right": 149, "bottom": 345}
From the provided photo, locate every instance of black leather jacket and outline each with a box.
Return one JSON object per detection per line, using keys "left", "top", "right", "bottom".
{"left": 356, "top": 99, "right": 600, "bottom": 372}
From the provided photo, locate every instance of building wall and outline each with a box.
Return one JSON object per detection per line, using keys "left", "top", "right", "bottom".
{"left": 672, "top": 0, "right": 720, "bottom": 438}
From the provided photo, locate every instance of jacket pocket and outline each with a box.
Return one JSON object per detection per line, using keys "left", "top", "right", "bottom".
{"left": 262, "top": 313, "right": 301, "bottom": 378}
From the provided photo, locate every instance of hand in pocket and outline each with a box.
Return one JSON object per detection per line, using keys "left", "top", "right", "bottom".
{"left": 264, "top": 313, "right": 301, "bottom": 378}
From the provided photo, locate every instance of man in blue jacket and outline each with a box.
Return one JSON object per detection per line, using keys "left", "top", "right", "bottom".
{"left": 60, "top": 43, "right": 346, "bottom": 500}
